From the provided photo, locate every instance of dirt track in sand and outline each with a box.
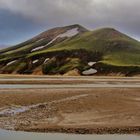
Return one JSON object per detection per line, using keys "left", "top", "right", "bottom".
{"left": 0, "top": 76, "right": 140, "bottom": 134}
{"left": 0, "top": 88, "right": 140, "bottom": 134}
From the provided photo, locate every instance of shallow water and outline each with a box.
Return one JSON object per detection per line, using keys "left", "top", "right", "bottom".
{"left": 0, "top": 83, "right": 139, "bottom": 89}
{"left": 0, "top": 129, "right": 140, "bottom": 140}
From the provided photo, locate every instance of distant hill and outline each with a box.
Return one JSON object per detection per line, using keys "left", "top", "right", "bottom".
{"left": 0, "top": 45, "right": 8, "bottom": 49}
{"left": 0, "top": 24, "right": 140, "bottom": 76}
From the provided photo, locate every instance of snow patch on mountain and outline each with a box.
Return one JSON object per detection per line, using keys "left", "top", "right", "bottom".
{"left": 59, "top": 28, "right": 79, "bottom": 38}
{"left": 44, "top": 58, "right": 50, "bottom": 63}
{"left": 82, "top": 68, "right": 97, "bottom": 75}
{"left": 31, "top": 28, "right": 79, "bottom": 52}
{"left": 46, "top": 27, "right": 79, "bottom": 46}
{"left": 7, "top": 60, "right": 17, "bottom": 66}
{"left": 33, "top": 59, "right": 39, "bottom": 64}
{"left": 31, "top": 46, "right": 45, "bottom": 52}
{"left": 88, "top": 62, "right": 97, "bottom": 66}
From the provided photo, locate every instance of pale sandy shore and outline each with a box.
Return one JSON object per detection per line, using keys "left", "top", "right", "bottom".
{"left": 0, "top": 76, "right": 140, "bottom": 134}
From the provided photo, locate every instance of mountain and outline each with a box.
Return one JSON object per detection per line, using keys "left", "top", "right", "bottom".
{"left": 0, "top": 24, "right": 140, "bottom": 76}
{"left": 0, "top": 45, "right": 8, "bottom": 49}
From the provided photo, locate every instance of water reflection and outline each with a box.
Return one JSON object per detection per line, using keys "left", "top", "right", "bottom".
{"left": 0, "top": 129, "right": 140, "bottom": 140}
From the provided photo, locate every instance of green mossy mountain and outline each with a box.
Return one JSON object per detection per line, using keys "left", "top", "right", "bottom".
{"left": 0, "top": 24, "right": 140, "bottom": 76}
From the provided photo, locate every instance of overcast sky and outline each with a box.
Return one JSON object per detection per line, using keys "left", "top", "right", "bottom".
{"left": 0, "top": 0, "right": 140, "bottom": 46}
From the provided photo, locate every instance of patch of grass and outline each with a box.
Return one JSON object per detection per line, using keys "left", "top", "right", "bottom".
{"left": 1, "top": 61, "right": 27, "bottom": 74}
{"left": 58, "top": 58, "right": 87, "bottom": 74}
{"left": 101, "top": 52, "right": 140, "bottom": 66}
{"left": 95, "top": 62, "right": 140, "bottom": 76}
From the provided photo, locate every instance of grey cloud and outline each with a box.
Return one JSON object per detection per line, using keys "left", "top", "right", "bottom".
{"left": 0, "top": 0, "right": 140, "bottom": 40}
{"left": 0, "top": 9, "right": 43, "bottom": 45}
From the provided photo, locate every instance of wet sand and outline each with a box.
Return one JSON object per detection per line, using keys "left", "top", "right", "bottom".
{"left": 0, "top": 76, "right": 140, "bottom": 134}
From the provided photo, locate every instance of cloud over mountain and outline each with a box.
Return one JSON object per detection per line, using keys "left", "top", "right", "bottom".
{"left": 0, "top": 0, "right": 140, "bottom": 45}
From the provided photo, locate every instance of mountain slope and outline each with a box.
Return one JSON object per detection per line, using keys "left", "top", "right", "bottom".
{"left": 0, "top": 24, "right": 87, "bottom": 54}
{"left": 0, "top": 25, "right": 140, "bottom": 76}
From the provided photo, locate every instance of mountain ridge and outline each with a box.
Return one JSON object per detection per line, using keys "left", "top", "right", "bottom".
{"left": 0, "top": 24, "right": 140, "bottom": 76}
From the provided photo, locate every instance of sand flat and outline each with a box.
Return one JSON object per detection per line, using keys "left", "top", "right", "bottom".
{"left": 0, "top": 76, "right": 140, "bottom": 134}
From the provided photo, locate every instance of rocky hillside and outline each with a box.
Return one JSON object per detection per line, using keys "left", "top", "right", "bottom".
{"left": 0, "top": 24, "right": 140, "bottom": 76}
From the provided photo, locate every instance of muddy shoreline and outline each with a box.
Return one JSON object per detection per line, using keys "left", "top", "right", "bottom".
{"left": 0, "top": 77, "right": 140, "bottom": 134}
{"left": 16, "top": 126, "right": 140, "bottom": 135}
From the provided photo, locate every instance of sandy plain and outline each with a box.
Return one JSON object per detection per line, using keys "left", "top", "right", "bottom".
{"left": 0, "top": 75, "right": 140, "bottom": 134}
